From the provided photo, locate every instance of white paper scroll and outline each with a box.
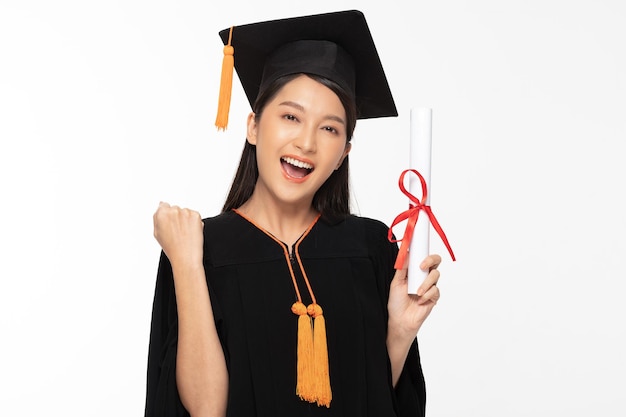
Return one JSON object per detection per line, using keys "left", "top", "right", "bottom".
{"left": 408, "top": 107, "right": 432, "bottom": 294}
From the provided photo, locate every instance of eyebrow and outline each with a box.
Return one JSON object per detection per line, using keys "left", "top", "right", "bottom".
{"left": 279, "top": 101, "right": 346, "bottom": 125}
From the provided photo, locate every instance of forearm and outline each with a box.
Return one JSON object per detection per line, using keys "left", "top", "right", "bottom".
{"left": 173, "top": 264, "right": 228, "bottom": 417}
{"left": 386, "top": 325, "right": 418, "bottom": 387}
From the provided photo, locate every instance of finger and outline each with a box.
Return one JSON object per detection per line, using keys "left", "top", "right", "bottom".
{"left": 155, "top": 201, "right": 167, "bottom": 216}
{"left": 416, "top": 268, "right": 440, "bottom": 296}
{"left": 419, "top": 254, "right": 442, "bottom": 271}
{"left": 154, "top": 203, "right": 166, "bottom": 232}
{"left": 154, "top": 202, "right": 180, "bottom": 236}
{"left": 192, "top": 210, "right": 204, "bottom": 226}
{"left": 154, "top": 202, "right": 172, "bottom": 221}
{"left": 417, "top": 285, "right": 440, "bottom": 305}
{"left": 180, "top": 207, "right": 203, "bottom": 223}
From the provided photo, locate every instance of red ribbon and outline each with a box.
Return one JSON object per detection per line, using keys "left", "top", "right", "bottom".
{"left": 388, "top": 169, "right": 456, "bottom": 269}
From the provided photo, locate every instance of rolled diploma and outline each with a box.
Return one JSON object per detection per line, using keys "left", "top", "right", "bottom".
{"left": 408, "top": 107, "right": 432, "bottom": 294}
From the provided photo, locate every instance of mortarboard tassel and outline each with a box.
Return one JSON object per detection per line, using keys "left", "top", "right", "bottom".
{"left": 215, "top": 26, "right": 234, "bottom": 131}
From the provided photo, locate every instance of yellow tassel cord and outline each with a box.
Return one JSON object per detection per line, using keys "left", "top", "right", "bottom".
{"left": 215, "top": 26, "right": 234, "bottom": 131}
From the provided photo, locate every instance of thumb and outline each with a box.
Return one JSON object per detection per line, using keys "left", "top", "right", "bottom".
{"left": 392, "top": 268, "right": 408, "bottom": 285}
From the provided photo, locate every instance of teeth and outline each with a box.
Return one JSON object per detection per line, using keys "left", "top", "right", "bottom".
{"left": 282, "top": 157, "right": 313, "bottom": 170}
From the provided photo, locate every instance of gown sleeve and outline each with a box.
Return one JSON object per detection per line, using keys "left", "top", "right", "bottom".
{"left": 372, "top": 220, "right": 427, "bottom": 417}
{"left": 144, "top": 251, "right": 190, "bottom": 417}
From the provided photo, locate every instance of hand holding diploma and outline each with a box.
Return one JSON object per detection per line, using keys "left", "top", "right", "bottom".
{"left": 386, "top": 253, "right": 442, "bottom": 381}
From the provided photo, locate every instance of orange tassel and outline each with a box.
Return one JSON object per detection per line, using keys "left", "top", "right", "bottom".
{"left": 309, "top": 303, "right": 332, "bottom": 407}
{"left": 215, "top": 26, "right": 234, "bottom": 131}
{"left": 293, "top": 302, "right": 315, "bottom": 402}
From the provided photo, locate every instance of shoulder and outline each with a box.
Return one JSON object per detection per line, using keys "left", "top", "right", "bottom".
{"left": 323, "top": 214, "right": 390, "bottom": 239}
{"left": 306, "top": 214, "right": 394, "bottom": 258}
{"left": 344, "top": 214, "right": 389, "bottom": 234}
{"left": 202, "top": 210, "right": 239, "bottom": 233}
{"left": 202, "top": 210, "right": 285, "bottom": 266}
{"left": 201, "top": 211, "right": 245, "bottom": 265}
{"left": 341, "top": 215, "right": 399, "bottom": 269}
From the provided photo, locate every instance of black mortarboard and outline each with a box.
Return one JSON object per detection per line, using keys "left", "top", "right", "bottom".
{"left": 215, "top": 10, "right": 397, "bottom": 130}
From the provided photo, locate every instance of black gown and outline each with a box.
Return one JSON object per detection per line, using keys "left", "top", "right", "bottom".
{"left": 145, "top": 211, "right": 426, "bottom": 417}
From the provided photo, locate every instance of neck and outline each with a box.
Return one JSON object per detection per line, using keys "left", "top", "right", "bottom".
{"left": 236, "top": 193, "right": 319, "bottom": 247}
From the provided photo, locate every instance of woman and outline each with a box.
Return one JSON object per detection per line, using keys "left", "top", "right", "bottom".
{"left": 146, "top": 10, "right": 442, "bottom": 417}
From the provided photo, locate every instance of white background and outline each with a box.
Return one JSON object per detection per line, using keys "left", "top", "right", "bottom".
{"left": 1, "top": 0, "right": 625, "bottom": 415}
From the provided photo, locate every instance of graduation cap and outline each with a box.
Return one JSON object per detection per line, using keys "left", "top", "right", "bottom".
{"left": 215, "top": 9, "right": 397, "bottom": 130}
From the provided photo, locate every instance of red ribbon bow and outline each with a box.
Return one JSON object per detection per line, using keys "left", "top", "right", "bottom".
{"left": 388, "top": 169, "right": 456, "bottom": 270}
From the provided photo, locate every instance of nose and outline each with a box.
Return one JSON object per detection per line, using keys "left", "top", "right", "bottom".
{"left": 293, "top": 125, "right": 317, "bottom": 154}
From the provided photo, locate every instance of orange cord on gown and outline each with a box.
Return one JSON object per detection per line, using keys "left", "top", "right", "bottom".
{"left": 233, "top": 209, "right": 332, "bottom": 407}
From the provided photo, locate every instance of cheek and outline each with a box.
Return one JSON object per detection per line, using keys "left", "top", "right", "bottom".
{"left": 253, "top": 141, "right": 273, "bottom": 172}
{"left": 319, "top": 150, "right": 342, "bottom": 172}
{"left": 329, "top": 144, "right": 349, "bottom": 168}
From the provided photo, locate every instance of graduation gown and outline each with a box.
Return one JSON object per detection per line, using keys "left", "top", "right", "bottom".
{"left": 145, "top": 211, "right": 426, "bottom": 417}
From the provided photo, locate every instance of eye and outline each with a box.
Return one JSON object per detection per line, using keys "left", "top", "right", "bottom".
{"left": 322, "top": 125, "right": 340, "bottom": 135}
{"left": 283, "top": 113, "right": 298, "bottom": 122}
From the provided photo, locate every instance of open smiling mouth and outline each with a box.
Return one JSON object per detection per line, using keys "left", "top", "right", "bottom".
{"left": 281, "top": 156, "right": 314, "bottom": 179}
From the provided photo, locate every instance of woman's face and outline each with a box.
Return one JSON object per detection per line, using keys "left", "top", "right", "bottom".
{"left": 247, "top": 74, "right": 351, "bottom": 209}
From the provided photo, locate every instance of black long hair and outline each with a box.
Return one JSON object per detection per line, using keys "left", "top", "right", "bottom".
{"left": 221, "top": 73, "right": 358, "bottom": 222}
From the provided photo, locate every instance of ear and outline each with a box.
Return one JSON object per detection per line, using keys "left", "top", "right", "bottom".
{"left": 246, "top": 112, "right": 257, "bottom": 145}
{"left": 336, "top": 142, "right": 352, "bottom": 170}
